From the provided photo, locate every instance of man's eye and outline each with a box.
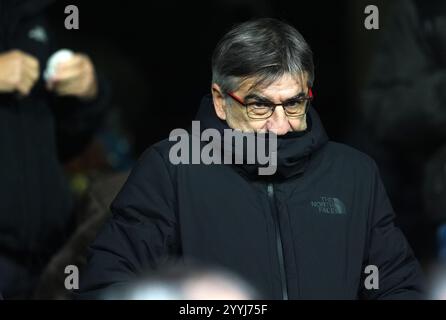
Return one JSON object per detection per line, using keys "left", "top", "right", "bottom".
{"left": 251, "top": 102, "right": 272, "bottom": 109}
{"left": 284, "top": 100, "right": 305, "bottom": 108}
{"left": 283, "top": 100, "right": 307, "bottom": 115}
{"left": 248, "top": 103, "right": 272, "bottom": 116}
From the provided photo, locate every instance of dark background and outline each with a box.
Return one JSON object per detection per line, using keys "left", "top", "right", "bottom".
{"left": 46, "top": 0, "right": 388, "bottom": 156}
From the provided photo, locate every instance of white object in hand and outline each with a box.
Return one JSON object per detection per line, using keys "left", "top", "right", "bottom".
{"left": 43, "top": 49, "right": 74, "bottom": 82}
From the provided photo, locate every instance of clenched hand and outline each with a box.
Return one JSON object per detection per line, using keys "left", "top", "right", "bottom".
{"left": 0, "top": 50, "right": 39, "bottom": 96}
{"left": 47, "top": 53, "right": 98, "bottom": 100}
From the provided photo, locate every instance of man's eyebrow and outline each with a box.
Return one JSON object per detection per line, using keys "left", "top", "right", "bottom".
{"left": 244, "top": 92, "right": 306, "bottom": 103}
{"left": 243, "top": 93, "right": 271, "bottom": 102}
{"left": 283, "top": 92, "right": 306, "bottom": 102}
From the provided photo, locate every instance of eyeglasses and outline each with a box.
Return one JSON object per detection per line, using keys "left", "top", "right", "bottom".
{"left": 226, "top": 88, "right": 313, "bottom": 120}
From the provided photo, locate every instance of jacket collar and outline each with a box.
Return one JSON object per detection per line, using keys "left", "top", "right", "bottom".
{"left": 195, "top": 94, "right": 329, "bottom": 180}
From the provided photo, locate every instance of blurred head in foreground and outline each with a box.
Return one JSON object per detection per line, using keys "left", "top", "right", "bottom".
{"left": 102, "top": 265, "right": 258, "bottom": 300}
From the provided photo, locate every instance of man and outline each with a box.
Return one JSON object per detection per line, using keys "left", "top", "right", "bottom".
{"left": 0, "top": 0, "right": 108, "bottom": 298}
{"left": 80, "top": 18, "right": 423, "bottom": 299}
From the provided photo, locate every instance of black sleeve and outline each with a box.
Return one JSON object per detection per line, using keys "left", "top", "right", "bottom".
{"left": 361, "top": 0, "right": 446, "bottom": 147}
{"left": 359, "top": 161, "right": 425, "bottom": 299}
{"left": 44, "top": 14, "right": 111, "bottom": 162}
{"left": 78, "top": 146, "right": 179, "bottom": 298}
{"left": 50, "top": 71, "right": 111, "bottom": 162}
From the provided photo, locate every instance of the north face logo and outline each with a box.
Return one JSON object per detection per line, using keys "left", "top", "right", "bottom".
{"left": 311, "top": 197, "right": 346, "bottom": 214}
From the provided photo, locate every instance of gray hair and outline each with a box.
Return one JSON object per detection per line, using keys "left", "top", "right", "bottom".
{"left": 212, "top": 18, "right": 314, "bottom": 93}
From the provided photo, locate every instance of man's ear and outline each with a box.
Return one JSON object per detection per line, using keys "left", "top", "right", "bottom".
{"left": 211, "top": 83, "right": 227, "bottom": 120}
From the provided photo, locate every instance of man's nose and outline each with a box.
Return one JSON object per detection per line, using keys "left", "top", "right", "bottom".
{"left": 266, "top": 106, "right": 291, "bottom": 135}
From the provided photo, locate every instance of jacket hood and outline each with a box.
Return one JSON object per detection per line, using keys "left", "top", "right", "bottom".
{"left": 194, "top": 94, "right": 329, "bottom": 180}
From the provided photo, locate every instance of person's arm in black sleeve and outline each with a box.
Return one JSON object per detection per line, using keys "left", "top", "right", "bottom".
{"left": 78, "top": 146, "right": 180, "bottom": 299}
{"left": 50, "top": 70, "right": 110, "bottom": 162}
{"left": 43, "top": 15, "right": 111, "bottom": 162}
{"left": 361, "top": 0, "right": 446, "bottom": 147}
{"left": 359, "top": 160, "right": 425, "bottom": 299}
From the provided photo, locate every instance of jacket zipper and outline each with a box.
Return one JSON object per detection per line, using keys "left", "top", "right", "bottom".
{"left": 267, "top": 183, "right": 289, "bottom": 300}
